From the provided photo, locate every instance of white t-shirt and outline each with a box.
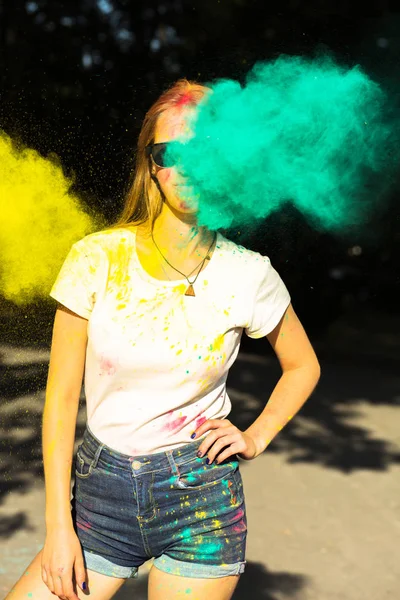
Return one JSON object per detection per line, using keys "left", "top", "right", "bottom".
{"left": 49, "top": 227, "right": 291, "bottom": 455}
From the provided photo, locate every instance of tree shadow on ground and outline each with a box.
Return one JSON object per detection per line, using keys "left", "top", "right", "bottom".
{"left": 228, "top": 336, "right": 400, "bottom": 474}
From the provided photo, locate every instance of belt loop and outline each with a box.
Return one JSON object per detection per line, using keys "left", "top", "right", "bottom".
{"left": 92, "top": 443, "right": 104, "bottom": 469}
{"left": 166, "top": 450, "right": 179, "bottom": 477}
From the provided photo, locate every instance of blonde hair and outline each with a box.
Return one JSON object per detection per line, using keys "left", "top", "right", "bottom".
{"left": 107, "top": 79, "right": 210, "bottom": 234}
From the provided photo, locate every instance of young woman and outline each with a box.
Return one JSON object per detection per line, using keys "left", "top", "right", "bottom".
{"left": 6, "top": 79, "right": 320, "bottom": 600}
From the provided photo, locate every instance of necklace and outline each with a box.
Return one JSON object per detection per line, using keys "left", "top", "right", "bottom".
{"left": 151, "top": 231, "right": 217, "bottom": 297}
{"left": 158, "top": 254, "right": 199, "bottom": 282}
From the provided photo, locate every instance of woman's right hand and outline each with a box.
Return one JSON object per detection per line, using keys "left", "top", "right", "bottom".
{"left": 41, "top": 527, "right": 87, "bottom": 599}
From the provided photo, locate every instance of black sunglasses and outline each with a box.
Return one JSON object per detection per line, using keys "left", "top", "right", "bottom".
{"left": 145, "top": 142, "right": 176, "bottom": 169}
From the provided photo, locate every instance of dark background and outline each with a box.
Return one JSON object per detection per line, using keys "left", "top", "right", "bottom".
{"left": 1, "top": 0, "right": 400, "bottom": 332}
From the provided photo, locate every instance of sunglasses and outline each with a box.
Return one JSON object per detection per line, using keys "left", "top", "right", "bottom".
{"left": 145, "top": 142, "right": 176, "bottom": 169}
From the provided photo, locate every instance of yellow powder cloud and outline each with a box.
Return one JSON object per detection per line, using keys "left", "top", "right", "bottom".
{"left": 0, "top": 131, "right": 106, "bottom": 305}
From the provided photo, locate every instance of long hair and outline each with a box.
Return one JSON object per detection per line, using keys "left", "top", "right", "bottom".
{"left": 107, "top": 79, "right": 210, "bottom": 234}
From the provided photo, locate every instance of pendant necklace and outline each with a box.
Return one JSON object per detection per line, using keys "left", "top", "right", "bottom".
{"left": 151, "top": 231, "right": 217, "bottom": 297}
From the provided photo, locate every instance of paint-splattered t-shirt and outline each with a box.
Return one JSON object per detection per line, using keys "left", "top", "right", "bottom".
{"left": 49, "top": 228, "right": 291, "bottom": 455}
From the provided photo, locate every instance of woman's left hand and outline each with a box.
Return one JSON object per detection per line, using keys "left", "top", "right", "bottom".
{"left": 191, "top": 419, "right": 258, "bottom": 464}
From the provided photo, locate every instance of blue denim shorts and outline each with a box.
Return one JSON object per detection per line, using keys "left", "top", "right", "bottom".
{"left": 70, "top": 423, "right": 247, "bottom": 579}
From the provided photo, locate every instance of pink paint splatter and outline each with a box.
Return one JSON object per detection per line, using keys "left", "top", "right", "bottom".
{"left": 176, "top": 93, "right": 194, "bottom": 108}
{"left": 232, "top": 520, "right": 247, "bottom": 534}
{"left": 99, "top": 356, "right": 116, "bottom": 376}
{"left": 161, "top": 410, "right": 188, "bottom": 432}
{"left": 158, "top": 168, "right": 172, "bottom": 184}
{"left": 234, "top": 507, "right": 245, "bottom": 520}
{"left": 77, "top": 518, "right": 92, "bottom": 532}
{"left": 196, "top": 416, "right": 207, "bottom": 428}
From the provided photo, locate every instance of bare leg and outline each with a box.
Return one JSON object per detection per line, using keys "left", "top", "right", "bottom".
{"left": 148, "top": 563, "right": 240, "bottom": 600}
{"left": 5, "top": 547, "right": 127, "bottom": 600}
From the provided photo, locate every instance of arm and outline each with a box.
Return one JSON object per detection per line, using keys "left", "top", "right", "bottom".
{"left": 42, "top": 304, "right": 88, "bottom": 531}
{"left": 191, "top": 302, "right": 321, "bottom": 463}
{"left": 243, "top": 302, "right": 321, "bottom": 457}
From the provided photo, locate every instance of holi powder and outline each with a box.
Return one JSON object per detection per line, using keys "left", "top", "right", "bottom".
{"left": 4, "top": 52, "right": 395, "bottom": 308}
{"left": 0, "top": 131, "right": 105, "bottom": 305}
{"left": 161, "top": 410, "right": 188, "bottom": 432}
{"left": 176, "top": 92, "right": 196, "bottom": 108}
{"left": 195, "top": 416, "right": 207, "bottom": 428}
{"left": 99, "top": 355, "right": 117, "bottom": 376}
{"left": 167, "top": 53, "right": 400, "bottom": 235}
{"left": 201, "top": 541, "right": 223, "bottom": 555}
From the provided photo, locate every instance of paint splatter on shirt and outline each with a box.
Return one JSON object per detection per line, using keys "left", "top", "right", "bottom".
{"left": 49, "top": 227, "right": 290, "bottom": 455}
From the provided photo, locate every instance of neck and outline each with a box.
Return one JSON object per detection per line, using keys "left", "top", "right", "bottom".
{"left": 139, "top": 208, "right": 214, "bottom": 261}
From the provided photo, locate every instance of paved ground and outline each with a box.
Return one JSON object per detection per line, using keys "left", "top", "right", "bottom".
{"left": 1, "top": 305, "right": 400, "bottom": 599}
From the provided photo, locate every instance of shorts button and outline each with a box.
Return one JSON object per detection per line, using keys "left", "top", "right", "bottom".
{"left": 132, "top": 461, "right": 142, "bottom": 470}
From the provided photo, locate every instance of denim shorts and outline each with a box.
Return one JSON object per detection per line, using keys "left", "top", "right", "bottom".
{"left": 70, "top": 423, "right": 247, "bottom": 579}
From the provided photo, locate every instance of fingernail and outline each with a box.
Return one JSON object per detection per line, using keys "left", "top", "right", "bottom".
{"left": 82, "top": 582, "right": 86, "bottom": 590}
{"left": 197, "top": 451, "right": 202, "bottom": 457}
{"left": 191, "top": 433, "right": 196, "bottom": 439}
{"left": 206, "top": 458, "right": 210, "bottom": 465}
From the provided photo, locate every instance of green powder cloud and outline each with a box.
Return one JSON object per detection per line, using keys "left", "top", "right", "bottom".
{"left": 168, "top": 53, "right": 400, "bottom": 235}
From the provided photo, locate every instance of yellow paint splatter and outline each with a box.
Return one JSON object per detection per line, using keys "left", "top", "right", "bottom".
{"left": 212, "top": 519, "right": 222, "bottom": 528}
{"left": 210, "top": 333, "right": 225, "bottom": 352}
{"left": 173, "top": 283, "right": 187, "bottom": 295}
{"left": 0, "top": 131, "right": 105, "bottom": 304}
{"left": 195, "top": 510, "right": 207, "bottom": 519}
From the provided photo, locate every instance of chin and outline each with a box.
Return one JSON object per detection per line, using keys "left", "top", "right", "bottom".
{"left": 174, "top": 195, "right": 197, "bottom": 210}
{"left": 163, "top": 189, "right": 198, "bottom": 212}
{"left": 178, "top": 200, "right": 196, "bottom": 210}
